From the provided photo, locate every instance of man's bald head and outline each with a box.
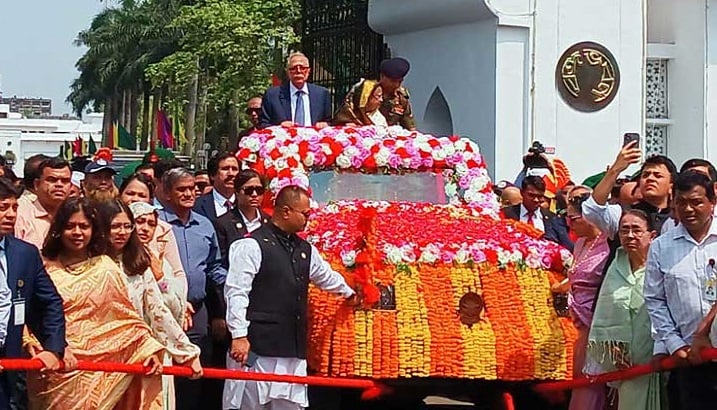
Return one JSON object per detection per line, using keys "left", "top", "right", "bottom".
{"left": 501, "top": 186, "right": 522, "bottom": 208}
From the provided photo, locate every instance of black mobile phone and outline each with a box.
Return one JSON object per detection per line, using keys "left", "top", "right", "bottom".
{"left": 245, "top": 350, "right": 258, "bottom": 368}
{"left": 623, "top": 133, "right": 640, "bottom": 148}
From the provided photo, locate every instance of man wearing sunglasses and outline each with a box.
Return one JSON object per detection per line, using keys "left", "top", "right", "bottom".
{"left": 259, "top": 52, "right": 332, "bottom": 129}
{"left": 231, "top": 96, "right": 264, "bottom": 150}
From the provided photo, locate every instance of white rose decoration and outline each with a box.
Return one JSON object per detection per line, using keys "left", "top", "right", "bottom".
{"left": 341, "top": 250, "right": 357, "bottom": 267}
{"left": 454, "top": 249, "right": 470, "bottom": 264}
{"left": 375, "top": 148, "right": 391, "bottom": 167}
{"left": 384, "top": 245, "right": 404, "bottom": 265}
{"left": 336, "top": 154, "right": 352, "bottom": 169}
{"left": 303, "top": 152, "right": 315, "bottom": 167}
{"left": 242, "top": 136, "right": 261, "bottom": 151}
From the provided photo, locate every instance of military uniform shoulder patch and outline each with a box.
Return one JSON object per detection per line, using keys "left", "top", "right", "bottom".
{"left": 398, "top": 87, "right": 410, "bottom": 99}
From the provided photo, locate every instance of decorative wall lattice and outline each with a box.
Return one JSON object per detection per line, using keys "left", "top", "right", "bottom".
{"left": 645, "top": 59, "right": 668, "bottom": 119}
{"left": 645, "top": 125, "right": 667, "bottom": 157}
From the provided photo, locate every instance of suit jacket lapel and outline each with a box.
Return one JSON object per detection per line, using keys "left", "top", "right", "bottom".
{"left": 279, "top": 83, "right": 292, "bottom": 121}
{"left": 308, "top": 84, "right": 320, "bottom": 124}
{"left": 5, "top": 237, "right": 18, "bottom": 298}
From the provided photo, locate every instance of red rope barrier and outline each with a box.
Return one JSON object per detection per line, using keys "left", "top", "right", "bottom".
{"left": 534, "top": 346, "right": 717, "bottom": 393}
{"left": 0, "top": 359, "right": 390, "bottom": 400}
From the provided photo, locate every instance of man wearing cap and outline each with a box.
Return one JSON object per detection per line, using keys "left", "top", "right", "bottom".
{"left": 83, "top": 159, "right": 119, "bottom": 202}
{"left": 16, "top": 157, "right": 72, "bottom": 250}
{"left": 259, "top": 52, "right": 332, "bottom": 129}
{"left": 378, "top": 57, "right": 416, "bottom": 130}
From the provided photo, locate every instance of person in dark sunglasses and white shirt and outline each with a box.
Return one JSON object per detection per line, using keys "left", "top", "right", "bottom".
{"left": 207, "top": 169, "right": 271, "bottom": 408}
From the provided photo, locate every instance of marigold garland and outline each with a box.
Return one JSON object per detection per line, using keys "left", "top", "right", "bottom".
{"left": 239, "top": 126, "right": 578, "bottom": 381}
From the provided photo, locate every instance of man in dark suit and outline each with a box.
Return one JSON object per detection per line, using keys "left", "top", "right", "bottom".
{"left": 502, "top": 175, "right": 574, "bottom": 251}
{"left": 259, "top": 52, "right": 332, "bottom": 129}
{"left": 193, "top": 153, "right": 240, "bottom": 223}
{"left": 0, "top": 178, "right": 67, "bottom": 409}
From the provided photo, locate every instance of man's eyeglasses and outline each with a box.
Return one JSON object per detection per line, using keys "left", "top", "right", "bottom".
{"left": 241, "top": 186, "right": 265, "bottom": 196}
{"left": 566, "top": 214, "right": 583, "bottom": 222}
{"left": 245, "top": 108, "right": 261, "bottom": 115}
{"left": 288, "top": 65, "right": 310, "bottom": 73}
{"left": 196, "top": 183, "right": 210, "bottom": 192}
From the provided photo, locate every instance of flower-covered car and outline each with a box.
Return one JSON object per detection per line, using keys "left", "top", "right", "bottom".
{"left": 237, "top": 126, "right": 576, "bottom": 399}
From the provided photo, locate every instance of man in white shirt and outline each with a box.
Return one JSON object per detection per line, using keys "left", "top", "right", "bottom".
{"left": 645, "top": 171, "right": 717, "bottom": 410}
{"left": 224, "top": 186, "right": 356, "bottom": 410}
{"left": 259, "top": 52, "right": 332, "bottom": 129}
{"left": 194, "top": 153, "right": 239, "bottom": 222}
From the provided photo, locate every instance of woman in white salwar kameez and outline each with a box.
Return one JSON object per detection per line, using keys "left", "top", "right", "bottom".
{"left": 129, "top": 201, "right": 194, "bottom": 409}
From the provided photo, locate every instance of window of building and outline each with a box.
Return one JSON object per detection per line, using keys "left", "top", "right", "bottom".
{"left": 645, "top": 57, "right": 670, "bottom": 156}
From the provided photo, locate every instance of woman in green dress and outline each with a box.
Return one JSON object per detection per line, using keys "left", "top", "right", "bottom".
{"left": 587, "top": 209, "right": 665, "bottom": 410}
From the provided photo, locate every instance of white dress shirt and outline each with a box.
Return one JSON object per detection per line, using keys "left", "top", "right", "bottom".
{"left": 223, "top": 234, "right": 354, "bottom": 408}
{"left": 212, "top": 189, "right": 236, "bottom": 218}
{"left": 0, "top": 237, "right": 14, "bottom": 347}
{"left": 645, "top": 219, "right": 717, "bottom": 354}
{"left": 289, "top": 82, "right": 312, "bottom": 126}
{"left": 239, "top": 209, "right": 262, "bottom": 233}
{"left": 581, "top": 196, "right": 622, "bottom": 239}
{"left": 519, "top": 204, "right": 545, "bottom": 232}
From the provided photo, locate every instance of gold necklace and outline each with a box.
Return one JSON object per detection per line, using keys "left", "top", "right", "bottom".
{"left": 60, "top": 255, "right": 92, "bottom": 275}
{"left": 568, "top": 235, "right": 602, "bottom": 277}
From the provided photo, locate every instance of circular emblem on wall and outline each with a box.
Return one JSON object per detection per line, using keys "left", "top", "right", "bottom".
{"left": 555, "top": 41, "right": 620, "bottom": 112}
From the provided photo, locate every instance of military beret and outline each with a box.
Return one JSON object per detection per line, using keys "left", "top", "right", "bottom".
{"left": 379, "top": 57, "right": 410, "bottom": 79}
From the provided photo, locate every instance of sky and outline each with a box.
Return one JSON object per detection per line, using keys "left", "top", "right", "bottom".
{"left": 0, "top": 0, "right": 107, "bottom": 115}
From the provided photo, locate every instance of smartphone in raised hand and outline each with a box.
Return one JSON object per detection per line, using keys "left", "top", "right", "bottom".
{"left": 623, "top": 133, "right": 640, "bottom": 148}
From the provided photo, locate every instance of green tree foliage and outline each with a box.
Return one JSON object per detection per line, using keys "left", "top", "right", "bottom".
{"left": 69, "top": 0, "right": 300, "bottom": 155}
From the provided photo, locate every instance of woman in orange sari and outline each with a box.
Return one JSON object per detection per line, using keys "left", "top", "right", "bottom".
{"left": 28, "top": 198, "right": 165, "bottom": 410}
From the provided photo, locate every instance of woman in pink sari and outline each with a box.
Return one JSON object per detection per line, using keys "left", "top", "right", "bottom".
{"left": 564, "top": 190, "right": 610, "bottom": 410}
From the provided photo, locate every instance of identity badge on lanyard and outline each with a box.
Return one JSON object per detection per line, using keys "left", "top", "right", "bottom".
{"left": 13, "top": 279, "right": 25, "bottom": 326}
{"left": 705, "top": 259, "right": 717, "bottom": 303}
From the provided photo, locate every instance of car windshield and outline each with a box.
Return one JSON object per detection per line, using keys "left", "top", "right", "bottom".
{"left": 309, "top": 170, "right": 448, "bottom": 205}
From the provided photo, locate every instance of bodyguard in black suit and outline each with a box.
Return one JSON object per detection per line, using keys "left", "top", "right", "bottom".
{"left": 259, "top": 52, "right": 332, "bottom": 129}
{"left": 0, "top": 178, "right": 66, "bottom": 409}
{"left": 502, "top": 175, "right": 574, "bottom": 252}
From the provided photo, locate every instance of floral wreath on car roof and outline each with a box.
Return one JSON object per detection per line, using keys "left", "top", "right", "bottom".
{"left": 235, "top": 125, "right": 501, "bottom": 217}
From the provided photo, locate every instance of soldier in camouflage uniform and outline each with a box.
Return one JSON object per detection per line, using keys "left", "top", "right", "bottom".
{"left": 377, "top": 57, "right": 415, "bottom": 130}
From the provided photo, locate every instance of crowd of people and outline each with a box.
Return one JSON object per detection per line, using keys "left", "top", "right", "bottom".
{"left": 0, "top": 50, "right": 416, "bottom": 410}
{"left": 0, "top": 48, "right": 715, "bottom": 410}
{"left": 0, "top": 146, "right": 357, "bottom": 410}
{"left": 494, "top": 141, "right": 717, "bottom": 410}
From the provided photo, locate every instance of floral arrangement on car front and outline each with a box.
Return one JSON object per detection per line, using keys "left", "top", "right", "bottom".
{"left": 238, "top": 125, "right": 577, "bottom": 381}
{"left": 236, "top": 125, "right": 499, "bottom": 216}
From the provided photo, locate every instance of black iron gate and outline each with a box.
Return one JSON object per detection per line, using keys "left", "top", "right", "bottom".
{"left": 301, "top": 0, "right": 389, "bottom": 111}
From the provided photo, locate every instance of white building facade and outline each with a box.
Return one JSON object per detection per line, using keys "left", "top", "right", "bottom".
{"left": 0, "top": 104, "right": 102, "bottom": 176}
{"left": 368, "top": 0, "right": 717, "bottom": 182}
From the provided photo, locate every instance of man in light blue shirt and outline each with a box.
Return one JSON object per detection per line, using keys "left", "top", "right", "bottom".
{"left": 158, "top": 168, "right": 226, "bottom": 410}
{"left": 645, "top": 171, "right": 717, "bottom": 410}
